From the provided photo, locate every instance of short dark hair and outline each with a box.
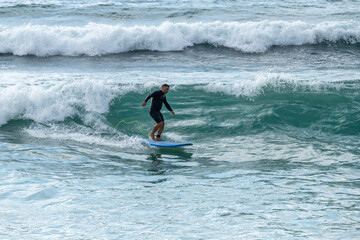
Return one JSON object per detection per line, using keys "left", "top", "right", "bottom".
{"left": 162, "top": 84, "right": 170, "bottom": 88}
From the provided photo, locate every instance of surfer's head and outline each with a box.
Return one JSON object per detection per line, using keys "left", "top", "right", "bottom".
{"left": 161, "top": 84, "right": 170, "bottom": 94}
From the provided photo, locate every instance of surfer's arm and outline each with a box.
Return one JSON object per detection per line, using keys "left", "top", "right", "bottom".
{"left": 142, "top": 92, "right": 156, "bottom": 106}
{"left": 144, "top": 93, "right": 154, "bottom": 103}
{"left": 164, "top": 99, "right": 174, "bottom": 114}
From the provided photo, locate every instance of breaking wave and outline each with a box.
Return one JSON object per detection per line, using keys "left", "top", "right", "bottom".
{"left": 0, "top": 20, "right": 359, "bottom": 56}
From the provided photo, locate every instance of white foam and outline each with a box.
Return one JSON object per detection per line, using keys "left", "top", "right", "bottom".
{"left": 0, "top": 78, "right": 112, "bottom": 125}
{"left": 163, "top": 132, "right": 185, "bottom": 142}
{"left": 25, "top": 124, "right": 147, "bottom": 150}
{"left": 199, "top": 72, "right": 340, "bottom": 99}
{"left": 1, "top": 20, "right": 359, "bottom": 56}
{"left": 0, "top": 76, "right": 158, "bottom": 126}
{"left": 170, "top": 119, "right": 207, "bottom": 127}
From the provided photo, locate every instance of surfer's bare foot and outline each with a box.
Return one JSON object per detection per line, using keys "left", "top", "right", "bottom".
{"left": 150, "top": 133, "right": 156, "bottom": 141}
{"left": 155, "top": 137, "right": 165, "bottom": 141}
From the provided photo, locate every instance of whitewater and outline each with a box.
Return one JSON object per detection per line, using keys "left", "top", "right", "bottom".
{"left": 1, "top": 0, "right": 359, "bottom": 239}
{"left": 1, "top": 21, "right": 360, "bottom": 56}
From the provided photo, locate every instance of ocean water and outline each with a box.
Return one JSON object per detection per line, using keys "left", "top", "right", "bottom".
{"left": 1, "top": 0, "right": 360, "bottom": 239}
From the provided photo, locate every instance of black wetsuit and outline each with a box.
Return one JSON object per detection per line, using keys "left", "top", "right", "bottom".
{"left": 144, "top": 90, "right": 173, "bottom": 123}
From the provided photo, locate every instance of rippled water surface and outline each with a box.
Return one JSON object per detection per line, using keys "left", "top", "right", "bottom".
{"left": 1, "top": 0, "right": 360, "bottom": 239}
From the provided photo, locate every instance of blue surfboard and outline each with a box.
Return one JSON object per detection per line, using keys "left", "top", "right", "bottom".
{"left": 145, "top": 138, "right": 193, "bottom": 147}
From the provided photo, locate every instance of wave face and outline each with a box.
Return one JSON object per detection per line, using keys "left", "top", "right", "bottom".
{"left": 1, "top": 77, "right": 359, "bottom": 139}
{"left": 1, "top": 21, "right": 359, "bottom": 56}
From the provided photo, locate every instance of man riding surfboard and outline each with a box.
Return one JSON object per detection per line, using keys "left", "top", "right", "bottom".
{"left": 142, "top": 84, "right": 175, "bottom": 141}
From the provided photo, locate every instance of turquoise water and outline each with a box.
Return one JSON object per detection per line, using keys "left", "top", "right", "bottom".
{"left": 1, "top": 0, "right": 360, "bottom": 239}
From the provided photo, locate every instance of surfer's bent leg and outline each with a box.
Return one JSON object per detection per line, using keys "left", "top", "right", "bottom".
{"left": 157, "top": 121, "right": 165, "bottom": 138}
{"left": 150, "top": 111, "right": 165, "bottom": 141}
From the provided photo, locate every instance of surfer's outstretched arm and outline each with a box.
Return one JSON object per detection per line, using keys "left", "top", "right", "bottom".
{"left": 163, "top": 98, "right": 175, "bottom": 116}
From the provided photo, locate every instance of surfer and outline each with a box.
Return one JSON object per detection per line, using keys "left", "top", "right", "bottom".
{"left": 142, "top": 84, "right": 175, "bottom": 141}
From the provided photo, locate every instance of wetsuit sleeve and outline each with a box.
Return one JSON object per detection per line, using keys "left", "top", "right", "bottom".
{"left": 163, "top": 98, "right": 173, "bottom": 112}
{"left": 144, "top": 91, "right": 156, "bottom": 102}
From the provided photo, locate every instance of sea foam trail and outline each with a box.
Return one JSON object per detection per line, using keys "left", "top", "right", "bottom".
{"left": 25, "top": 125, "right": 148, "bottom": 150}
{"left": 0, "top": 21, "right": 359, "bottom": 56}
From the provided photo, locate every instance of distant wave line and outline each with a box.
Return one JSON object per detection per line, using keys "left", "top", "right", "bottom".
{"left": 0, "top": 20, "right": 359, "bottom": 56}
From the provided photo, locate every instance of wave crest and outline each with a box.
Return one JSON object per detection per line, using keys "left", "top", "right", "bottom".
{"left": 0, "top": 79, "right": 158, "bottom": 126}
